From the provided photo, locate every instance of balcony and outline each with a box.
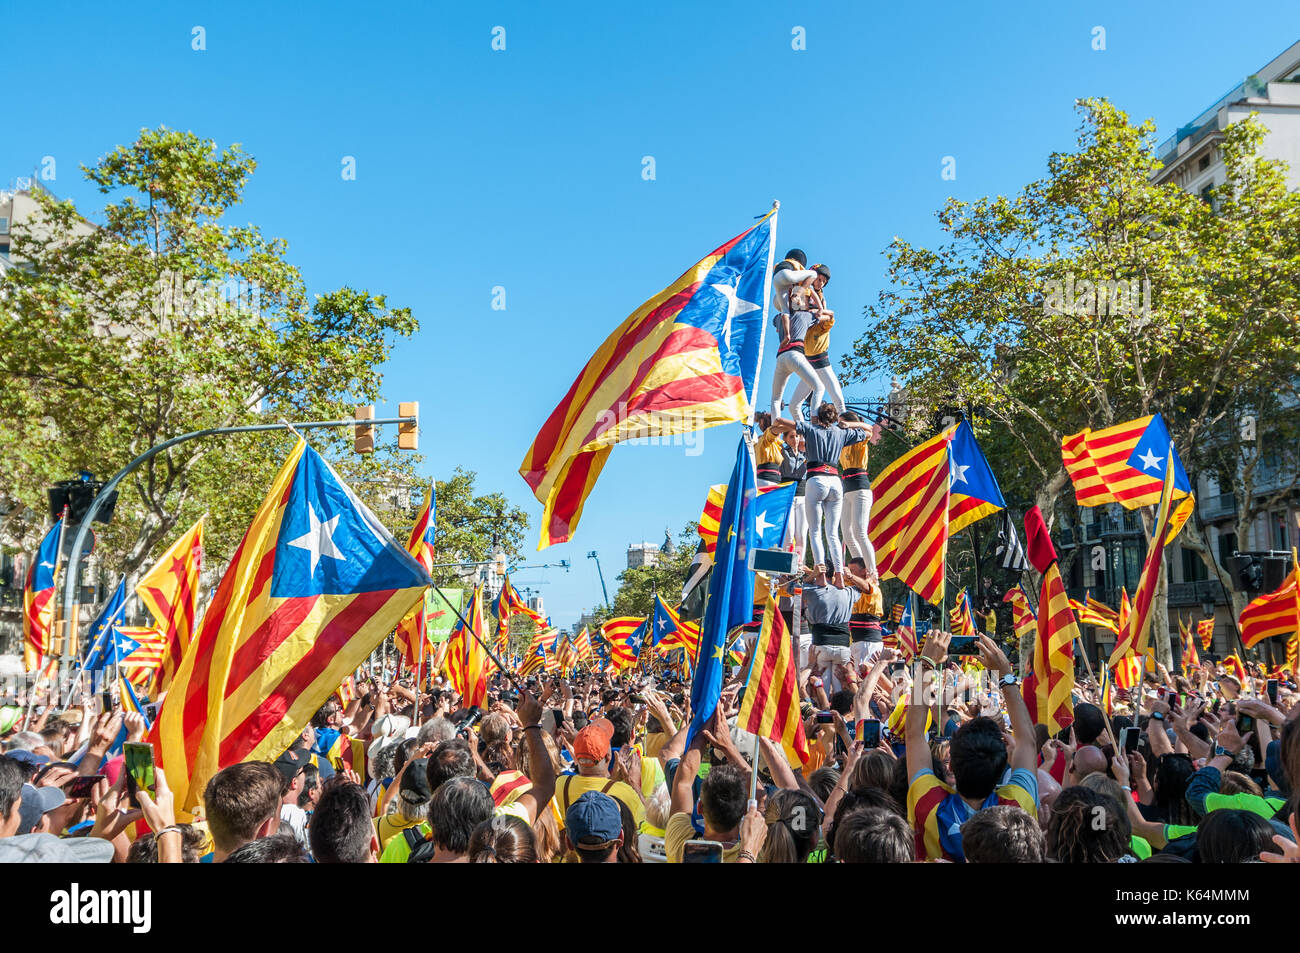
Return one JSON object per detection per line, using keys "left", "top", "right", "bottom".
{"left": 1167, "top": 578, "right": 1228, "bottom": 608}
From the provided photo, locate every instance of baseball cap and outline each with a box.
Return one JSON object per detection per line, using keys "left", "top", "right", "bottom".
{"left": 572, "top": 718, "right": 614, "bottom": 764}
{"left": 565, "top": 791, "right": 622, "bottom": 846}
{"left": 18, "top": 783, "right": 67, "bottom": 835}
{"left": 5, "top": 749, "right": 50, "bottom": 770}
{"left": 398, "top": 757, "right": 432, "bottom": 805}
{"left": 273, "top": 747, "right": 313, "bottom": 785}
{"left": 0, "top": 832, "right": 114, "bottom": 863}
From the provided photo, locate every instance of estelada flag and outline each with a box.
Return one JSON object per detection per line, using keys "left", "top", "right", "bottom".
{"left": 520, "top": 210, "right": 775, "bottom": 549}
{"left": 151, "top": 440, "right": 431, "bottom": 812}
{"left": 737, "top": 596, "right": 809, "bottom": 766}
{"left": 697, "top": 482, "right": 784, "bottom": 555}
{"left": 23, "top": 520, "right": 63, "bottom": 672}
{"left": 393, "top": 484, "right": 436, "bottom": 671}
{"left": 602, "top": 616, "right": 647, "bottom": 671}
{"left": 870, "top": 426, "right": 955, "bottom": 605}
{"left": 135, "top": 516, "right": 204, "bottom": 695}
{"left": 1061, "top": 412, "right": 1194, "bottom": 513}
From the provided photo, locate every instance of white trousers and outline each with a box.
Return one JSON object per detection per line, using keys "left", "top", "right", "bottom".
{"left": 813, "top": 645, "right": 852, "bottom": 694}
{"left": 791, "top": 363, "right": 847, "bottom": 417}
{"left": 850, "top": 639, "right": 883, "bottom": 672}
{"left": 770, "top": 349, "right": 821, "bottom": 418}
{"left": 805, "top": 475, "right": 844, "bottom": 573}
{"left": 841, "top": 487, "right": 876, "bottom": 574}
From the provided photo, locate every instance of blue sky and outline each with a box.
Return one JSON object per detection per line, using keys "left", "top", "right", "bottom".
{"left": 7, "top": 2, "right": 1300, "bottom": 629}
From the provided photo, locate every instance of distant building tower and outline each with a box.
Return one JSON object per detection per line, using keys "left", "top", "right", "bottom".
{"left": 627, "top": 542, "right": 660, "bottom": 569}
{"left": 527, "top": 594, "right": 544, "bottom": 614}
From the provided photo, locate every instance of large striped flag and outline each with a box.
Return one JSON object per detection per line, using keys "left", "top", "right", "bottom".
{"left": 737, "top": 595, "right": 809, "bottom": 766}
{"left": 1023, "top": 505, "right": 1077, "bottom": 732}
{"left": 601, "top": 616, "right": 647, "bottom": 671}
{"left": 22, "top": 519, "right": 64, "bottom": 672}
{"left": 393, "top": 485, "right": 436, "bottom": 672}
{"left": 446, "top": 586, "right": 490, "bottom": 708}
{"left": 1071, "top": 594, "right": 1120, "bottom": 634}
{"left": 1099, "top": 664, "right": 1115, "bottom": 716}
{"left": 150, "top": 440, "right": 431, "bottom": 812}
{"left": 947, "top": 419, "right": 1007, "bottom": 533}
{"left": 1197, "top": 617, "right": 1215, "bottom": 652}
{"left": 1108, "top": 454, "right": 1188, "bottom": 667}
{"left": 1286, "top": 633, "right": 1299, "bottom": 678}
{"left": 135, "top": 516, "right": 204, "bottom": 695}
{"left": 520, "top": 210, "right": 776, "bottom": 549}
{"left": 1238, "top": 549, "right": 1300, "bottom": 649}
{"left": 1061, "top": 413, "right": 1195, "bottom": 514}
{"left": 870, "top": 426, "right": 956, "bottom": 605}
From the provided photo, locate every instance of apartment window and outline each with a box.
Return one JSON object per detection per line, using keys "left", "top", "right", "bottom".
{"left": 1181, "top": 547, "right": 1208, "bottom": 582}
{"left": 1273, "top": 512, "right": 1290, "bottom": 550}
{"left": 0, "top": 216, "right": 9, "bottom": 233}
{"left": 1198, "top": 155, "right": 1211, "bottom": 172}
{"left": 1200, "top": 183, "right": 1217, "bottom": 208}
{"left": 1218, "top": 531, "right": 1237, "bottom": 568}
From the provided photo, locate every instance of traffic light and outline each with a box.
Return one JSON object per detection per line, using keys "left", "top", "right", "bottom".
{"left": 354, "top": 405, "right": 375, "bottom": 454}
{"left": 47, "top": 476, "right": 117, "bottom": 525}
{"left": 398, "top": 402, "right": 418, "bottom": 450}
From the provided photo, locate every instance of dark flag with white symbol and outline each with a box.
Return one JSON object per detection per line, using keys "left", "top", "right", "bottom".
{"left": 995, "top": 509, "right": 1030, "bottom": 572}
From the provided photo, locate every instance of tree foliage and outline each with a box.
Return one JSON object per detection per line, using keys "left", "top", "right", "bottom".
{"left": 845, "top": 99, "right": 1300, "bottom": 664}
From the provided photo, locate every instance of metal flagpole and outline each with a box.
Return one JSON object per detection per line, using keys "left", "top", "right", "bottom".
{"left": 746, "top": 201, "right": 780, "bottom": 421}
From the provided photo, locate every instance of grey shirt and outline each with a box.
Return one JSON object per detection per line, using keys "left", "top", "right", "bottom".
{"left": 776, "top": 309, "right": 817, "bottom": 347}
{"left": 797, "top": 419, "right": 868, "bottom": 467}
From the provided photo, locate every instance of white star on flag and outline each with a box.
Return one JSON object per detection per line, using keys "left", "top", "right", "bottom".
{"left": 1137, "top": 448, "right": 1163, "bottom": 471}
{"left": 288, "top": 502, "right": 344, "bottom": 576}
{"left": 712, "top": 279, "right": 760, "bottom": 346}
{"left": 951, "top": 463, "right": 970, "bottom": 485}
{"left": 754, "top": 509, "right": 773, "bottom": 535}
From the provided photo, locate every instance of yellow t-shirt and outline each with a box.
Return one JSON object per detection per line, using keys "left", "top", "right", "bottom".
{"left": 550, "top": 774, "right": 645, "bottom": 832}
{"left": 805, "top": 314, "right": 834, "bottom": 357}
{"left": 839, "top": 439, "right": 868, "bottom": 470}
{"left": 664, "top": 812, "right": 743, "bottom": 863}
{"left": 375, "top": 812, "right": 421, "bottom": 850}
{"left": 755, "top": 429, "right": 785, "bottom": 466}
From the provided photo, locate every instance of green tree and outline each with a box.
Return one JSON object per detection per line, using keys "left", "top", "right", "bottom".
{"left": 846, "top": 100, "right": 1300, "bottom": 667}
{"left": 0, "top": 128, "right": 426, "bottom": 589}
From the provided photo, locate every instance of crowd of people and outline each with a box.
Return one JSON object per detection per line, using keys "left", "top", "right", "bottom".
{"left": 2, "top": 613, "right": 1296, "bottom": 864}
{"left": 3, "top": 246, "right": 1296, "bottom": 867}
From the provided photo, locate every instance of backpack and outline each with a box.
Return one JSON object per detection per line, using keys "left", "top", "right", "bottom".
{"left": 405, "top": 826, "right": 436, "bottom": 863}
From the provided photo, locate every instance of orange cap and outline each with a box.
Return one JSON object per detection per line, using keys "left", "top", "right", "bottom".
{"left": 573, "top": 718, "right": 614, "bottom": 764}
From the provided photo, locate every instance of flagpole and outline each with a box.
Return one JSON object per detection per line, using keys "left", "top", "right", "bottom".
{"left": 747, "top": 200, "right": 780, "bottom": 421}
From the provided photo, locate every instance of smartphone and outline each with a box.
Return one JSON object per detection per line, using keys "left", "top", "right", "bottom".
{"left": 1267, "top": 680, "right": 1279, "bottom": 706}
{"left": 860, "top": 719, "right": 881, "bottom": 748}
{"left": 101, "top": 688, "right": 115, "bottom": 713}
{"left": 1210, "top": 697, "right": 1223, "bottom": 714}
{"left": 63, "top": 774, "right": 106, "bottom": 799}
{"left": 1236, "top": 713, "right": 1255, "bottom": 737}
{"left": 947, "top": 635, "right": 978, "bottom": 656}
{"left": 814, "top": 711, "right": 835, "bottom": 725}
{"left": 123, "top": 742, "right": 155, "bottom": 808}
{"left": 681, "top": 840, "right": 724, "bottom": 863}
{"left": 1120, "top": 727, "right": 1139, "bottom": 753}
